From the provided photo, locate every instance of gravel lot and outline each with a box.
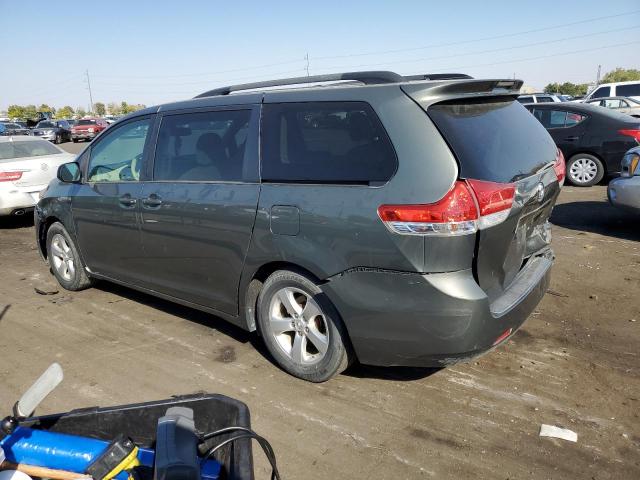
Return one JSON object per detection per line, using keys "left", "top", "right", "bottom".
{"left": 1, "top": 142, "right": 638, "bottom": 479}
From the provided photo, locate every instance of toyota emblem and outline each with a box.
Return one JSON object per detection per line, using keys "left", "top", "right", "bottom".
{"left": 536, "top": 183, "right": 545, "bottom": 202}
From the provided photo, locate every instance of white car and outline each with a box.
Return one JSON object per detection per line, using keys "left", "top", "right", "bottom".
{"left": 584, "top": 81, "right": 640, "bottom": 102}
{"left": 608, "top": 147, "right": 640, "bottom": 213}
{"left": 0, "top": 136, "right": 75, "bottom": 216}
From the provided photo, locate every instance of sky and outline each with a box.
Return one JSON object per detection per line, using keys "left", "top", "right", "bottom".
{"left": 1, "top": 0, "right": 639, "bottom": 112}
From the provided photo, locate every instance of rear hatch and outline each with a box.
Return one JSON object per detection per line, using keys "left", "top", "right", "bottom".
{"left": 403, "top": 85, "right": 562, "bottom": 303}
{"left": 73, "top": 120, "right": 97, "bottom": 132}
{"left": 0, "top": 140, "right": 72, "bottom": 190}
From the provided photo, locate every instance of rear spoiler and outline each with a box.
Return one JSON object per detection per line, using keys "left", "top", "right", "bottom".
{"left": 401, "top": 79, "right": 524, "bottom": 108}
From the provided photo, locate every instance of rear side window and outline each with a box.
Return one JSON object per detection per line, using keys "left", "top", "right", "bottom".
{"left": 517, "top": 96, "right": 533, "bottom": 104}
{"left": 428, "top": 98, "right": 557, "bottom": 183}
{"left": 153, "top": 110, "right": 251, "bottom": 182}
{"left": 261, "top": 102, "right": 397, "bottom": 184}
{"left": 617, "top": 83, "right": 640, "bottom": 97}
{"left": 533, "top": 109, "right": 567, "bottom": 128}
{"left": 537, "top": 96, "right": 554, "bottom": 103}
{"left": 591, "top": 87, "right": 610, "bottom": 98}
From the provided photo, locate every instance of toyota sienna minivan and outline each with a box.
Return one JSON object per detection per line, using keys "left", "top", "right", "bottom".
{"left": 35, "top": 71, "right": 564, "bottom": 382}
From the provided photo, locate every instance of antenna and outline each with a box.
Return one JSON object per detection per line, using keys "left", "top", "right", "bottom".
{"left": 86, "top": 69, "right": 94, "bottom": 114}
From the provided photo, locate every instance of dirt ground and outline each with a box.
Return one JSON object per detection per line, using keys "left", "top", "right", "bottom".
{"left": 0, "top": 165, "right": 638, "bottom": 478}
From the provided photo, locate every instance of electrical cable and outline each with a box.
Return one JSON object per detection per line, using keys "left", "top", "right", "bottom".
{"left": 200, "top": 427, "right": 281, "bottom": 480}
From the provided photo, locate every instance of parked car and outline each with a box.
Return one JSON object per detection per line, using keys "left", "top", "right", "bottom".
{"left": 584, "top": 96, "right": 640, "bottom": 118}
{"left": 1, "top": 122, "right": 31, "bottom": 136}
{"left": 524, "top": 102, "right": 640, "bottom": 186}
{"left": 0, "top": 137, "right": 75, "bottom": 216}
{"left": 608, "top": 147, "right": 640, "bottom": 213}
{"left": 64, "top": 119, "right": 77, "bottom": 128}
{"left": 584, "top": 81, "right": 640, "bottom": 102}
{"left": 36, "top": 71, "right": 564, "bottom": 382}
{"left": 517, "top": 93, "right": 561, "bottom": 104}
{"left": 13, "top": 121, "right": 30, "bottom": 129}
{"left": 71, "top": 118, "right": 109, "bottom": 142}
{"left": 32, "top": 120, "right": 73, "bottom": 144}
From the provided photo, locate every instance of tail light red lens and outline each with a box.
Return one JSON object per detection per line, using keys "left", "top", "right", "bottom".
{"left": 553, "top": 148, "right": 565, "bottom": 185}
{"left": 0, "top": 171, "right": 23, "bottom": 182}
{"left": 378, "top": 179, "right": 515, "bottom": 236}
{"left": 619, "top": 129, "right": 640, "bottom": 143}
{"left": 378, "top": 181, "right": 478, "bottom": 236}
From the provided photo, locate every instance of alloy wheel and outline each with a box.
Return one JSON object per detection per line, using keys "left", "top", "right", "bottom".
{"left": 268, "top": 287, "right": 329, "bottom": 365}
{"left": 50, "top": 234, "right": 75, "bottom": 281}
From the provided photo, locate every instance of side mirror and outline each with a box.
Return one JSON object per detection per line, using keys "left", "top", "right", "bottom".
{"left": 57, "top": 162, "right": 81, "bottom": 183}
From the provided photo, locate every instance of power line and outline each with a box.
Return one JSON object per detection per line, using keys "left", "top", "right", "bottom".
{"left": 319, "top": 25, "right": 637, "bottom": 71}
{"left": 313, "top": 9, "right": 640, "bottom": 60}
{"left": 428, "top": 40, "right": 640, "bottom": 74}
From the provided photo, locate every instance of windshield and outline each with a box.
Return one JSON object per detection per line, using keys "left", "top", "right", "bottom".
{"left": 37, "top": 121, "right": 56, "bottom": 128}
{"left": 77, "top": 119, "right": 97, "bottom": 125}
{"left": 0, "top": 140, "right": 62, "bottom": 160}
{"left": 428, "top": 97, "right": 557, "bottom": 183}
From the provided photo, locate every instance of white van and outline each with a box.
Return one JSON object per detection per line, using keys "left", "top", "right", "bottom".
{"left": 584, "top": 81, "right": 640, "bottom": 101}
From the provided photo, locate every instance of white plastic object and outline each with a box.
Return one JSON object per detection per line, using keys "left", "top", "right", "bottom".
{"left": 0, "top": 471, "right": 33, "bottom": 480}
{"left": 16, "top": 363, "right": 64, "bottom": 418}
{"left": 539, "top": 424, "right": 578, "bottom": 442}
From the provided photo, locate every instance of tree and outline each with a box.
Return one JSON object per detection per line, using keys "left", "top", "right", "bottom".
{"left": 23, "top": 105, "right": 37, "bottom": 120}
{"left": 76, "top": 107, "right": 87, "bottom": 118}
{"left": 7, "top": 105, "right": 25, "bottom": 119}
{"left": 39, "top": 104, "right": 55, "bottom": 115}
{"left": 56, "top": 106, "right": 75, "bottom": 119}
{"left": 601, "top": 68, "right": 640, "bottom": 84}
{"left": 107, "top": 102, "right": 121, "bottom": 116}
{"left": 543, "top": 82, "right": 588, "bottom": 97}
{"left": 94, "top": 102, "right": 106, "bottom": 116}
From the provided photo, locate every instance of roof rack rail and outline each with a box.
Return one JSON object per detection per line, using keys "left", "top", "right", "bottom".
{"left": 194, "top": 70, "right": 405, "bottom": 98}
{"left": 403, "top": 73, "right": 473, "bottom": 81}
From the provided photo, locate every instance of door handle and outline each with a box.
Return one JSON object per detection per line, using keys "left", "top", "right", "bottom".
{"left": 142, "top": 194, "right": 162, "bottom": 208}
{"left": 118, "top": 194, "right": 137, "bottom": 208}
{"left": 564, "top": 136, "right": 580, "bottom": 141}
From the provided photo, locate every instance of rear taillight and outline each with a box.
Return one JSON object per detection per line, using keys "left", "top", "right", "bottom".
{"left": 553, "top": 148, "right": 565, "bottom": 185}
{"left": 466, "top": 179, "right": 516, "bottom": 230}
{"left": 378, "top": 179, "right": 515, "bottom": 236}
{"left": 0, "top": 171, "right": 23, "bottom": 182}
{"left": 619, "top": 129, "right": 640, "bottom": 143}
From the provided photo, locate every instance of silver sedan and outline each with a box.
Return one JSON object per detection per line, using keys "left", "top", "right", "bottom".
{"left": 608, "top": 147, "right": 640, "bottom": 213}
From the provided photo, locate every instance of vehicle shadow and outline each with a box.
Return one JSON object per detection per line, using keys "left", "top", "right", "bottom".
{"left": 0, "top": 214, "right": 34, "bottom": 229}
{"left": 343, "top": 363, "right": 441, "bottom": 381}
{"left": 95, "top": 282, "right": 260, "bottom": 349}
{"left": 551, "top": 201, "right": 640, "bottom": 241}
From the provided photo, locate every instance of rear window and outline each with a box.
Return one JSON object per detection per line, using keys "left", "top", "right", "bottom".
{"left": 428, "top": 98, "right": 557, "bottom": 183}
{"left": 617, "top": 83, "right": 640, "bottom": 97}
{"left": 0, "top": 140, "right": 62, "bottom": 160}
{"left": 261, "top": 102, "right": 397, "bottom": 184}
{"left": 77, "top": 119, "right": 97, "bottom": 125}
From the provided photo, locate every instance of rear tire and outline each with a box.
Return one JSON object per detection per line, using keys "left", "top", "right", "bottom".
{"left": 256, "top": 270, "right": 352, "bottom": 382}
{"left": 55, "top": 134, "right": 61, "bottom": 144}
{"left": 72, "top": 138, "right": 78, "bottom": 143}
{"left": 46, "top": 222, "right": 94, "bottom": 291}
{"left": 566, "top": 153, "right": 604, "bottom": 187}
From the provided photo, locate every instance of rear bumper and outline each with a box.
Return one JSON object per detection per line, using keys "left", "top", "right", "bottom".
{"left": 0, "top": 187, "right": 41, "bottom": 216}
{"left": 608, "top": 176, "right": 640, "bottom": 213}
{"left": 323, "top": 250, "right": 553, "bottom": 367}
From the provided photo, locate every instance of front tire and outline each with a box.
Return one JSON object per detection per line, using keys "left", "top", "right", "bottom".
{"left": 257, "top": 270, "right": 352, "bottom": 382}
{"left": 567, "top": 153, "right": 604, "bottom": 186}
{"left": 55, "top": 133, "right": 61, "bottom": 144}
{"left": 46, "top": 222, "right": 94, "bottom": 291}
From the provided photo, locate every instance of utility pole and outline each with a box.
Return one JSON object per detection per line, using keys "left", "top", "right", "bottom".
{"left": 304, "top": 53, "right": 310, "bottom": 77}
{"left": 86, "top": 69, "right": 94, "bottom": 114}
{"left": 596, "top": 64, "right": 601, "bottom": 86}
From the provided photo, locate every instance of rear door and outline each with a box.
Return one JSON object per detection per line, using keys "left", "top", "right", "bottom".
{"left": 136, "top": 106, "right": 260, "bottom": 315}
{"left": 72, "top": 115, "right": 154, "bottom": 283}
{"left": 424, "top": 98, "right": 561, "bottom": 302}
{"left": 531, "top": 107, "right": 588, "bottom": 157}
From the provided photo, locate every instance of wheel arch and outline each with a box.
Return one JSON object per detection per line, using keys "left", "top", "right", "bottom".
{"left": 240, "top": 261, "right": 325, "bottom": 333}
{"left": 38, "top": 216, "right": 63, "bottom": 260}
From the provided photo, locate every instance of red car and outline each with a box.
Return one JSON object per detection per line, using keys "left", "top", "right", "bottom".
{"left": 71, "top": 118, "right": 109, "bottom": 143}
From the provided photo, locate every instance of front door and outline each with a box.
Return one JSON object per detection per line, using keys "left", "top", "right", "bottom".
{"left": 137, "top": 106, "right": 261, "bottom": 315}
{"left": 72, "top": 116, "right": 155, "bottom": 284}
